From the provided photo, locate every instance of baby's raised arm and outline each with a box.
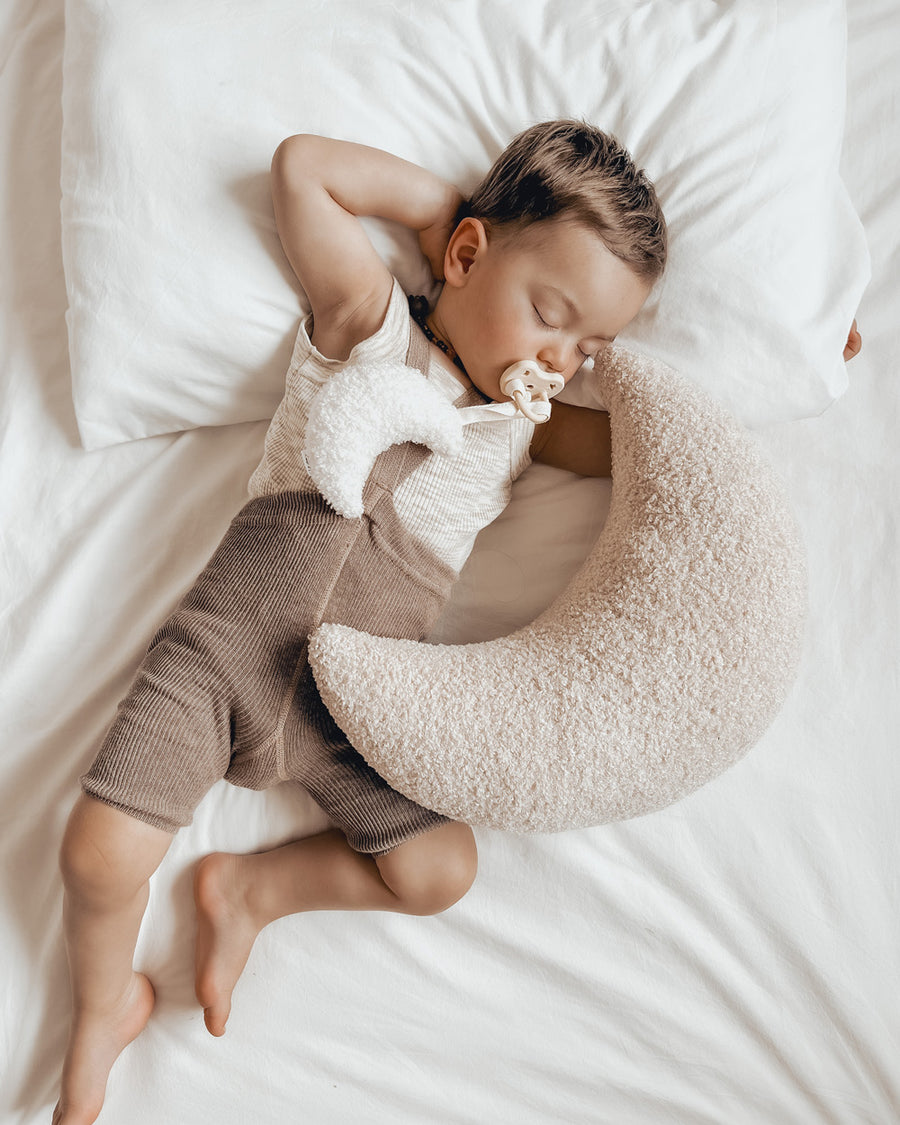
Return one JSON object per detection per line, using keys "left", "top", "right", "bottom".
{"left": 270, "top": 136, "right": 461, "bottom": 359}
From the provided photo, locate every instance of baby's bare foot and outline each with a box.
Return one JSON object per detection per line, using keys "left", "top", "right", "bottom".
{"left": 53, "top": 972, "right": 155, "bottom": 1125}
{"left": 194, "top": 853, "right": 262, "bottom": 1037}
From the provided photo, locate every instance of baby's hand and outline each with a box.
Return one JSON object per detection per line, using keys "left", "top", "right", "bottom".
{"left": 417, "top": 187, "right": 465, "bottom": 281}
{"left": 843, "top": 319, "right": 862, "bottom": 362}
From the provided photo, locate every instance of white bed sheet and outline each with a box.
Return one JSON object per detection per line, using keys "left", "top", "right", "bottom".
{"left": 2, "top": 2, "right": 898, "bottom": 1123}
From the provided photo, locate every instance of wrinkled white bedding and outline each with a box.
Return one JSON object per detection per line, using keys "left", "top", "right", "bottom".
{"left": 2, "top": 2, "right": 898, "bottom": 1123}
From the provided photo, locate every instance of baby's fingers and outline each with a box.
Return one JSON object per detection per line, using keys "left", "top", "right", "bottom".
{"left": 843, "top": 319, "right": 862, "bottom": 361}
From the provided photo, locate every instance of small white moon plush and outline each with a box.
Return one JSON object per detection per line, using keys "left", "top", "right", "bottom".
{"left": 303, "top": 359, "right": 463, "bottom": 519}
{"left": 309, "top": 347, "right": 807, "bottom": 833}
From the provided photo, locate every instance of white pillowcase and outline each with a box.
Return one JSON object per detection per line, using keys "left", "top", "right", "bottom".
{"left": 60, "top": 0, "right": 870, "bottom": 449}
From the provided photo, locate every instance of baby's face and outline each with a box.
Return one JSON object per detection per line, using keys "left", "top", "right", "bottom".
{"left": 444, "top": 217, "right": 652, "bottom": 402}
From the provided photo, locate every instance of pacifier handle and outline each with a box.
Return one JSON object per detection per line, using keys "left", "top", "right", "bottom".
{"left": 499, "top": 361, "right": 565, "bottom": 424}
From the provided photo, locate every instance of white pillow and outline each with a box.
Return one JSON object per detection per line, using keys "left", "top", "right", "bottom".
{"left": 60, "top": 0, "right": 870, "bottom": 449}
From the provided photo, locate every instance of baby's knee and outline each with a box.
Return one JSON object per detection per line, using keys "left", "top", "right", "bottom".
{"left": 59, "top": 794, "right": 171, "bottom": 903}
{"left": 379, "top": 822, "right": 478, "bottom": 916}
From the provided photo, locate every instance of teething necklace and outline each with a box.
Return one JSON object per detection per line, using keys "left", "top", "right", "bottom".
{"left": 408, "top": 295, "right": 466, "bottom": 372}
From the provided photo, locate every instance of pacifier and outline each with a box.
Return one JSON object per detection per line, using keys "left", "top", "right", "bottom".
{"left": 499, "top": 360, "right": 565, "bottom": 424}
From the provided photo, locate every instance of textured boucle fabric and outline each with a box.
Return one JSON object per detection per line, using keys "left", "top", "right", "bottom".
{"left": 303, "top": 359, "right": 464, "bottom": 519}
{"left": 309, "top": 347, "right": 808, "bottom": 833}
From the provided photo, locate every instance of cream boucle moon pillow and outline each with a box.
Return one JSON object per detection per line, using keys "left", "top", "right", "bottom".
{"left": 308, "top": 348, "right": 807, "bottom": 833}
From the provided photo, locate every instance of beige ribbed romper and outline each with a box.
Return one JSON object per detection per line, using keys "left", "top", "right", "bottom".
{"left": 82, "top": 324, "right": 462, "bottom": 853}
{"left": 83, "top": 285, "right": 534, "bottom": 854}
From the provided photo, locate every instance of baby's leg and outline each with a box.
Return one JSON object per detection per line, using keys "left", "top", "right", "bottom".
{"left": 54, "top": 795, "right": 174, "bottom": 1125}
{"left": 194, "top": 821, "right": 477, "bottom": 1035}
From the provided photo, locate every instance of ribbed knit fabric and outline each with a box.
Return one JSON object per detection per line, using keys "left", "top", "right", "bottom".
{"left": 248, "top": 278, "right": 534, "bottom": 572}
{"left": 82, "top": 325, "right": 455, "bottom": 854}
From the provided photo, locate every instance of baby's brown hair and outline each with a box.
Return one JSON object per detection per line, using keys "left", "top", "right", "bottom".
{"left": 462, "top": 120, "right": 667, "bottom": 283}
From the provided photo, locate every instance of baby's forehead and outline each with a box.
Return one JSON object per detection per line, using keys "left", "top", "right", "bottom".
{"left": 498, "top": 220, "right": 617, "bottom": 290}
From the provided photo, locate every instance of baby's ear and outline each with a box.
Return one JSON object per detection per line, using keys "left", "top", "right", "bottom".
{"left": 443, "top": 217, "right": 489, "bottom": 286}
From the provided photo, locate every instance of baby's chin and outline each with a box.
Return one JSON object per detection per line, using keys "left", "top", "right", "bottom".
{"left": 465, "top": 368, "right": 503, "bottom": 402}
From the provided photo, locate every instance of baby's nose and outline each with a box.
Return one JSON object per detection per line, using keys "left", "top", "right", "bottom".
{"left": 537, "top": 344, "right": 566, "bottom": 372}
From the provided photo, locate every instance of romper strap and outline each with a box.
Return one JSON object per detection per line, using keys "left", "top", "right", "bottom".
{"left": 405, "top": 316, "right": 431, "bottom": 378}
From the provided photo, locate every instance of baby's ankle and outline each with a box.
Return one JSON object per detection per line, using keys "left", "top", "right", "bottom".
{"left": 73, "top": 971, "right": 155, "bottom": 1025}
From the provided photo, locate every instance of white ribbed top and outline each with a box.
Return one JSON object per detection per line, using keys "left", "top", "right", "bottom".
{"left": 249, "top": 279, "right": 534, "bottom": 573}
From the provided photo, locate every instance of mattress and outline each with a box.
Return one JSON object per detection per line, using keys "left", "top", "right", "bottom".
{"left": 2, "top": 1, "right": 898, "bottom": 1122}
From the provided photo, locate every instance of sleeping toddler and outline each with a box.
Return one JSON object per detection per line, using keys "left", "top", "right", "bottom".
{"left": 52, "top": 119, "right": 857, "bottom": 1124}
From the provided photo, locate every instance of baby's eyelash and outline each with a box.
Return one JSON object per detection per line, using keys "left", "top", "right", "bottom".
{"left": 534, "top": 305, "right": 591, "bottom": 362}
